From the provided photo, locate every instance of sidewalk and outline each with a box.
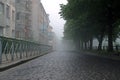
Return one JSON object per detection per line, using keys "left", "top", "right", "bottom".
{"left": 81, "top": 51, "right": 120, "bottom": 61}
{"left": 0, "top": 52, "right": 50, "bottom": 72}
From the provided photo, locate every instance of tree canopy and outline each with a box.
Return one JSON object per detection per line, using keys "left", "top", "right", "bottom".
{"left": 60, "top": 0, "right": 120, "bottom": 51}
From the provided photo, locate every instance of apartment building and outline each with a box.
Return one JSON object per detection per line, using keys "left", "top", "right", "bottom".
{"left": 31, "top": 0, "right": 50, "bottom": 44}
{"left": 15, "top": 0, "right": 32, "bottom": 40}
{"left": 0, "top": 0, "right": 15, "bottom": 37}
{"left": 15, "top": 0, "right": 50, "bottom": 44}
{"left": 47, "top": 25, "right": 57, "bottom": 49}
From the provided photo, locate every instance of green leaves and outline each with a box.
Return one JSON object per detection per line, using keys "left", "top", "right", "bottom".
{"left": 60, "top": 0, "right": 120, "bottom": 51}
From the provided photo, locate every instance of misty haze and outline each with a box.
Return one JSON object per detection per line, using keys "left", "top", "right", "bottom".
{"left": 0, "top": 0, "right": 120, "bottom": 80}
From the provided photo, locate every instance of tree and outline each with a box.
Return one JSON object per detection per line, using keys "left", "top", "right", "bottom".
{"left": 60, "top": 0, "right": 120, "bottom": 52}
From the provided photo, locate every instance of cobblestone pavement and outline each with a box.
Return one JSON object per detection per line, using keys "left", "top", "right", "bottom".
{"left": 0, "top": 51, "right": 120, "bottom": 80}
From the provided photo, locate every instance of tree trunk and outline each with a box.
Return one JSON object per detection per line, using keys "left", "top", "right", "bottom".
{"left": 108, "top": 24, "right": 113, "bottom": 52}
{"left": 98, "top": 40, "right": 102, "bottom": 51}
{"left": 85, "top": 42, "right": 87, "bottom": 50}
{"left": 97, "top": 33, "right": 104, "bottom": 51}
{"left": 107, "top": 1, "right": 114, "bottom": 52}
{"left": 78, "top": 40, "right": 80, "bottom": 50}
{"left": 89, "top": 38, "right": 93, "bottom": 50}
{"left": 81, "top": 41, "right": 84, "bottom": 50}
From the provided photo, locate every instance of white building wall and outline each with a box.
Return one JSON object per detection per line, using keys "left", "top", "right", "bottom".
{"left": 15, "top": 0, "right": 32, "bottom": 40}
{"left": 0, "top": 0, "right": 15, "bottom": 37}
{"left": 31, "top": 0, "right": 49, "bottom": 44}
{"left": 31, "top": 0, "right": 40, "bottom": 42}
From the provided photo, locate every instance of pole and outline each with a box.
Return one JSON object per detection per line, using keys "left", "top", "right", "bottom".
{"left": 0, "top": 38, "right": 2, "bottom": 64}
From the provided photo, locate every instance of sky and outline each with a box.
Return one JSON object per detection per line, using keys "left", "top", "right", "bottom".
{"left": 41, "top": 0, "right": 67, "bottom": 39}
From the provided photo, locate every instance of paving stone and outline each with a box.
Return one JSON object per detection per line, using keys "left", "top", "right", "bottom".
{"left": 0, "top": 51, "right": 120, "bottom": 80}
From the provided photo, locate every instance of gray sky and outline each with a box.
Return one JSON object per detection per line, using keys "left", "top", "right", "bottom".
{"left": 41, "top": 0, "right": 67, "bottom": 39}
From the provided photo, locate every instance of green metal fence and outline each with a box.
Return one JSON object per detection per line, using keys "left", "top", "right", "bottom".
{"left": 0, "top": 36, "right": 52, "bottom": 64}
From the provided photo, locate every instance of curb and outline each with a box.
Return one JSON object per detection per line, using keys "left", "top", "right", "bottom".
{"left": 82, "top": 51, "right": 120, "bottom": 61}
{"left": 0, "top": 51, "right": 52, "bottom": 72}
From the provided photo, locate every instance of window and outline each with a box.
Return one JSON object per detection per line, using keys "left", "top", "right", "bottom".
{"left": 25, "top": 0, "right": 30, "bottom": 11}
{"left": 0, "top": 27, "right": 3, "bottom": 36}
{"left": 6, "top": 5, "right": 10, "bottom": 19}
{"left": 12, "top": 10, "right": 15, "bottom": 21}
{"left": 12, "top": 30, "right": 15, "bottom": 37}
{"left": 16, "top": 12, "right": 20, "bottom": 20}
{"left": 0, "top": 2, "right": 4, "bottom": 15}
{"left": 26, "top": 0, "right": 29, "bottom": 9}
{"left": 16, "top": 31, "right": 20, "bottom": 38}
{"left": 6, "top": 25, "right": 10, "bottom": 36}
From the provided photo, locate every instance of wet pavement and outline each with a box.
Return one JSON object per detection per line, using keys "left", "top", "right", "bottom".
{"left": 0, "top": 51, "right": 120, "bottom": 80}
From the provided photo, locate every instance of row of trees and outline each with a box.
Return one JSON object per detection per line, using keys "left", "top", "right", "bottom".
{"left": 59, "top": 0, "right": 120, "bottom": 52}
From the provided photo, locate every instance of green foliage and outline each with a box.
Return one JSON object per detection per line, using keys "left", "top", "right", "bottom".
{"left": 60, "top": 0, "right": 120, "bottom": 51}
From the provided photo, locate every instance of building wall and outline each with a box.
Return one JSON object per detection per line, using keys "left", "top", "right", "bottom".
{"left": 0, "top": 0, "right": 15, "bottom": 37}
{"left": 31, "top": 0, "right": 49, "bottom": 44}
{"left": 31, "top": 0, "right": 40, "bottom": 42}
{"left": 0, "top": 0, "right": 50, "bottom": 45}
{"left": 39, "top": 2, "right": 50, "bottom": 44}
{"left": 15, "top": 0, "right": 32, "bottom": 40}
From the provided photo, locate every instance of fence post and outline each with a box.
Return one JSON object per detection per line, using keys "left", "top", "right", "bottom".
{"left": 11, "top": 42, "right": 14, "bottom": 61}
{"left": 20, "top": 43, "right": 22, "bottom": 59}
{"left": 0, "top": 38, "right": 2, "bottom": 64}
{"left": 26, "top": 43, "right": 28, "bottom": 58}
{"left": 39, "top": 45, "right": 41, "bottom": 54}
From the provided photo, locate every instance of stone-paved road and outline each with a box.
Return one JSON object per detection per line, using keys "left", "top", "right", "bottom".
{"left": 0, "top": 51, "right": 120, "bottom": 80}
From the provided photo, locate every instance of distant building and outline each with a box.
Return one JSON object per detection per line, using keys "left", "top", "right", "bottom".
{"left": 15, "top": 0, "right": 50, "bottom": 44}
{"left": 0, "top": 0, "right": 51, "bottom": 45}
{"left": 47, "top": 25, "right": 57, "bottom": 49}
{"left": 15, "top": 0, "right": 32, "bottom": 40}
{"left": 31, "top": 0, "right": 50, "bottom": 44}
{"left": 0, "top": 0, "right": 15, "bottom": 37}
{"left": 48, "top": 26, "right": 54, "bottom": 42}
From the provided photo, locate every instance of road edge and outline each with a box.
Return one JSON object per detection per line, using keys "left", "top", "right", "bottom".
{"left": 0, "top": 51, "right": 52, "bottom": 72}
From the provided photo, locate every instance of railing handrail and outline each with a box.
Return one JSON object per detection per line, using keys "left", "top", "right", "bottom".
{"left": 0, "top": 36, "right": 52, "bottom": 64}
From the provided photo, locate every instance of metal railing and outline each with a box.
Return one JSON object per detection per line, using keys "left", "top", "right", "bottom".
{"left": 0, "top": 36, "right": 52, "bottom": 64}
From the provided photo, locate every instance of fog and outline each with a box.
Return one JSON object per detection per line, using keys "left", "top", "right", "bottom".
{"left": 41, "top": 0, "right": 67, "bottom": 39}
{"left": 54, "top": 39, "right": 76, "bottom": 51}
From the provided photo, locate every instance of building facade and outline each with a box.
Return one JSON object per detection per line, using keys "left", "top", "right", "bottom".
{"left": 0, "top": 0, "right": 15, "bottom": 37}
{"left": 15, "top": 0, "right": 32, "bottom": 40}
{"left": 15, "top": 0, "right": 50, "bottom": 45}
{"left": 48, "top": 25, "right": 53, "bottom": 44}
{"left": 47, "top": 25, "right": 57, "bottom": 50}
{"left": 31, "top": 0, "right": 50, "bottom": 44}
{"left": 0, "top": 0, "right": 51, "bottom": 45}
